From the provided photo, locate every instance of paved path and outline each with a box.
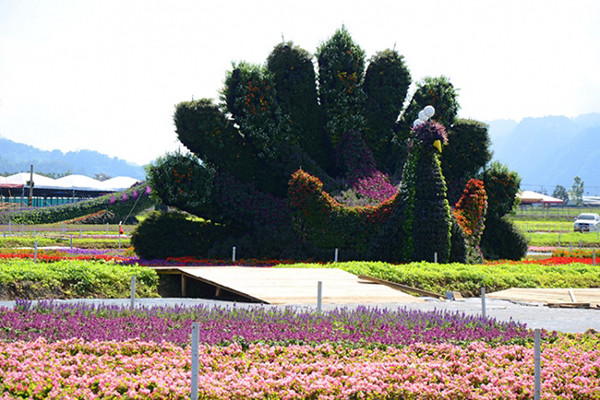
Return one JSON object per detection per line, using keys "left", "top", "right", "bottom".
{"left": 1, "top": 297, "right": 598, "bottom": 334}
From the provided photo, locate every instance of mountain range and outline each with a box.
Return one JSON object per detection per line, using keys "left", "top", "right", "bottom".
{"left": 486, "top": 113, "right": 600, "bottom": 196}
{"left": 0, "top": 137, "right": 146, "bottom": 180}
{"left": 2, "top": 112, "right": 599, "bottom": 194}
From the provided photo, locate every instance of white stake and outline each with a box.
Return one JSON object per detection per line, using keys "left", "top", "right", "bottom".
{"left": 232, "top": 246, "right": 236, "bottom": 262}
{"left": 8, "top": 221, "right": 11, "bottom": 235}
{"left": 534, "top": 328, "right": 541, "bottom": 400}
{"left": 106, "top": 223, "right": 109, "bottom": 234}
{"left": 334, "top": 248, "right": 338, "bottom": 263}
{"left": 481, "top": 287, "right": 486, "bottom": 318}
{"left": 434, "top": 252, "right": 438, "bottom": 263}
{"left": 593, "top": 249, "right": 596, "bottom": 266}
{"left": 62, "top": 222, "right": 66, "bottom": 234}
{"left": 130, "top": 276, "right": 136, "bottom": 308}
{"left": 317, "top": 281, "right": 322, "bottom": 313}
{"left": 191, "top": 322, "right": 200, "bottom": 400}
{"left": 34, "top": 238, "right": 38, "bottom": 262}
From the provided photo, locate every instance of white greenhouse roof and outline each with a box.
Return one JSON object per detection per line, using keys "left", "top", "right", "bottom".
{"left": 3, "top": 173, "right": 141, "bottom": 192}
{"left": 517, "top": 190, "right": 564, "bottom": 205}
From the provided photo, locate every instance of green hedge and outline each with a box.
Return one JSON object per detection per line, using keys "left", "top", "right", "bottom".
{"left": 0, "top": 184, "right": 154, "bottom": 225}
{"left": 276, "top": 261, "right": 600, "bottom": 297}
{"left": 0, "top": 259, "right": 158, "bottom": 300}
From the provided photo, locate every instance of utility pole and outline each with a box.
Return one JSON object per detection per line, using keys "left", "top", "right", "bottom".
{"left": 28, "top": 165, "right": 34, "bottom": 207}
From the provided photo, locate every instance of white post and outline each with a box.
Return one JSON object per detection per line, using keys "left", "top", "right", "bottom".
{"left": 130, "top": 276, "right": 136, "bottom": 308}
{"left": 334, "top": 248, "right": 338, "bottom": 263}
{"left": 232, "top": 246, "right": 236, "bottom": 263}
{"left": 70, "top": 235, "right": 73, "bottom": 248}
{"left": 434, "top": 252, "right": 438, "bottom": 263}
{"left": 558, "top": 232, "right": 561, "bottom": 246}
{"left": 34, "top": 238, "right": 38, "bottom": 262}
{"left": 317, "top": 281, "right": 322, "bottom": 313}
{"left": 33, "top": 225, "right": 36, "bottom": 237}
{"left": 8, "top": 221, "right": 11, "bottom": 235}
{"left": 106, "top": 223, "right": 109, "bottom": 234}
{"left": 191, "top": 322, "right": 200, "bottom": 400}
{"left": 62, "top": 222, "right": 66, "bottom": 234}
{"left": 579, "top": 239, "right": 582, "bottom": 249}
{"left": 593, "top": 249, "right": 596, "bottom": 266}
{"left": 79, "top": 227, "right": 82, "bottom": 238}
{"left": 481, "top": 287, "right": 486, "bottom": 318}
{"left": 534, "top": 328, "right": 541, "bottom": 400}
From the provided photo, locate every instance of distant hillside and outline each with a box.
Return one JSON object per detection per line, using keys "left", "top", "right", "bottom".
{"left": 0, "top": 138, "right": 146, "bottom": 180}
{"left": 487, "top": 113, "right": 600, "bottom": 195}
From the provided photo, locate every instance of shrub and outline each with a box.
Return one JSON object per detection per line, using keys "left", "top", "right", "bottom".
{"left": 130, "top": 210, "right": 230, "bottom": 259}
{"left": 480, "top": 216, "right": 528, "bottom": 260}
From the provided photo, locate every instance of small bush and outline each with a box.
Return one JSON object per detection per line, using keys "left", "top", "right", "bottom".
{"left": 131, "top": 211, "right": 230, "bottom": 259}
{"left": 480, "top": 216, "right": 528, "bottom": 260}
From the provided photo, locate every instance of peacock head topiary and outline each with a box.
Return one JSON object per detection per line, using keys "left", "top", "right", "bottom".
{"left": 411, "top": 120, "right": 448, "bottom": 154}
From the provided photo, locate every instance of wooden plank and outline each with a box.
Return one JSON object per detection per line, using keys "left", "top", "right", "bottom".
{"left": 358, "top": 275, "right": 444, "bottom": 299}
{"left": 548, "top": 302, "right": 591, "bottom": 309}
{"left": 172, "top": 267, "right": 424, "bottom": 305}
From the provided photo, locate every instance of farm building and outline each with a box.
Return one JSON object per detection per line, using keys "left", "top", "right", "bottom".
{"left": 517, "top": 190, "right": 564, "bottom": 208}
{"left": 0, "top": 173, "right": 141, "bottom": 209}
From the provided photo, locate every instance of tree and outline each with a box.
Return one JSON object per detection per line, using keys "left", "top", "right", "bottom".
{"left": 552, "top": 185, "right": 569, "bottom": 203}
{"left": 570, "top": 176, "right": 584, "bottom": 206}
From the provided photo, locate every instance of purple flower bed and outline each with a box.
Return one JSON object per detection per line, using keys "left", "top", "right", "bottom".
{"left": 0, "top": 301, "right": 537, "bottom": 347}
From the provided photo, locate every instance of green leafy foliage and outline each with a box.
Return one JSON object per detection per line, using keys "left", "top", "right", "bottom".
{"left": 570, "top": 176, "right": 584, "bottom": 206}
{"left": 0, "top": 184, "right": 154, "bottom": 225}
{"left": 362, "top": 50, "right": 411, "bottom": 169}
{"left": 442, "top": 119, "right": 492, "bottom": 204}
{"left": 276, "top": 260, "right": 600, "bottom": 297}
{"left": 552, "top": 185, "right": 569, "bottom": 203}
{"left": 0, "top": 259, "right": 158, "bottom": 299}
{"left": 266, "top": 42, "right": 331, "bottom": 172}
{"left": 480, "top": 161, "right": 521, "bottom": 219}
{"left": 130, "top": 211, "right": 230, "bottom": 260}
{"left": 316, "top": 26, "right": 367, "bottom": 147}
{"left": 480, "top": 216, "right": 529, "bottom": 261}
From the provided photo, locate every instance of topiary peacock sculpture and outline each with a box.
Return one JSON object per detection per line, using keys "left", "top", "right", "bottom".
{"left": 139, "top": 26, "right": 523, "bottom": 262}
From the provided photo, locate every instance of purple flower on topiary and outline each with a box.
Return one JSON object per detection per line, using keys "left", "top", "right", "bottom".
{"left": 145, "top": 185, "right": 151, "bottom": 195}
{"left": 412, "top": 121, "right": 448, "bottom": 147}
{"left": 109, "top": 195, "right": 115, "bottom": 205}
{"left": 121, "top": 192, "right": 128, "bottom": 202}
{"left": 132, "top": 189, "right": 138, "bottom": 199}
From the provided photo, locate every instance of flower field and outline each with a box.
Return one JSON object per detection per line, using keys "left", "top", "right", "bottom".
{"left": 1, "top": 302, "right": 599, "bottom": 398}
{"left": 1, "top": 239, "right": 600, "bottom": 397}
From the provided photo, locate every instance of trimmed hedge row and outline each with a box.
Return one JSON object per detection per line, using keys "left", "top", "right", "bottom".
{"left": 0, "top": 184, "right": 154, "bottom": 225}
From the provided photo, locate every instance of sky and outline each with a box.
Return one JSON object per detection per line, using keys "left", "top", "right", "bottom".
{"left": 0, "top": 0, "right": 599, "bottom": 166}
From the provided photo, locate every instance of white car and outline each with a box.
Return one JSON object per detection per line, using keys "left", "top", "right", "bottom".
{"left": 573, "top": 213, "right": 600, "bottom": 232}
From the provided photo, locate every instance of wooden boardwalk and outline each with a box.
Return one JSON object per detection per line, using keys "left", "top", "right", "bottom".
{"left": 488, "top": 288, "right": 600, "bottom": 306}
{"left": 153, "top": 267, "right": 425, "bottom": 305}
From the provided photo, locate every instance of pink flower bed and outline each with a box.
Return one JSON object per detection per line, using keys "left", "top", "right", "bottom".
{"left": 1, "top": 338, "right": 599, "bottom": 399}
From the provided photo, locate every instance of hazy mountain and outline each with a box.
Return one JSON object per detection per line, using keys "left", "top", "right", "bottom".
{"left": 487, "top": 113, "right": 600, "bottom": 195}
{"left": 0, "top": 137, "right": 146, "bottom": 180}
